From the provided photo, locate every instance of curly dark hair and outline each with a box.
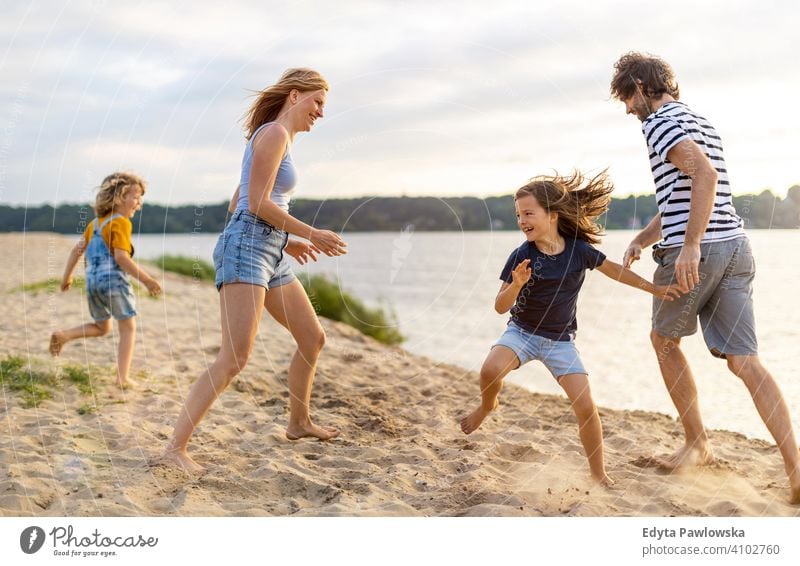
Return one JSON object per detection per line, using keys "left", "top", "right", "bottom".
{"left": 610, "top": 51, "right": 680, "bottom": 101}
{"left": 515, "top": 170, "right": 614, "bottom": 245}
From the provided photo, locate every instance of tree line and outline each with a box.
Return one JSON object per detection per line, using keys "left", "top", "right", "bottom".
{"left": 3, "top": 187, "right": 799, "bottom": 234}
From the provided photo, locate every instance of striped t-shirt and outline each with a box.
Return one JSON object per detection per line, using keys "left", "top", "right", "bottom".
{"left": 642, "top": 101, "right": 745, "bottom": 248}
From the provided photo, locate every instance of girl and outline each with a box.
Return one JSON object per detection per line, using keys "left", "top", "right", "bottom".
{"left": 161, "top": 68, "right": 347, "bottom": 473}
{"left": 460, "top": 171, "right": 680, "bottom": 485}
{"left": 50, "top": 172, "right": 162, "bottom": 389}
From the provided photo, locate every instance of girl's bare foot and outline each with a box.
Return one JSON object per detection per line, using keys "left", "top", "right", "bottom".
{"left": 155, "top": 448, "right": 205, "bottom": 474}
{"left": 460, "top": 399, "right": 499, "bottom": 434}
{"left": 594, "top": 474, "right": 615, "bottom": 487}
{"left": 654, "top": 443, "right": 715, "bottom": 470}
{"left": 116, "top": 379, "right": 137, "bottom": 390}
{"left": 49, "top": 332, "right": 65, "bottom": 356}
{"left": 285, "top": 422, "right": 340, "bottom": 441}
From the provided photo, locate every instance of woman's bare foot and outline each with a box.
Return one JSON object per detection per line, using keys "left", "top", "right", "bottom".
{"left": 654, "top": 443, "right": 715, "bottom": 470}
{"left": 49, "top": 332, "right": 66, "bottom": 356}
{"left": 155, "top": 448, "right": 205, "bottom": 474}
{"left": 285, "top": 422, "right": 340, "bottom": 441}
{"left": 460, "top": 399, "right": 499, "bottom": 434}
{"left": 593, "top": 473, "right": 615, "bottom": 487}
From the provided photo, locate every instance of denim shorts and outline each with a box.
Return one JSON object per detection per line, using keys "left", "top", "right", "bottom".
{"left": 85, "top": 279, "right": 136, "bottom": 321}
{"left": 494, "top": 322, "right": 587, "bottom": 379}
{"left": 652, "top": 236, "right": 757, "bottom": 357}
{"left": 213, "top": 209, "right": 295, "bottom": 291}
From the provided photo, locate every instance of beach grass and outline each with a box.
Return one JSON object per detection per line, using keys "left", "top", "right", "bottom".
{"left": 300, "top": 274, "right": 404, "bottom": 345}
{"left": 10, "top": 277, "right": 85, "bottom": 294}
{"left": 153, "top": 254, "right": 215, "bottom": 281}
{"left": 0, "top": 356, "right": 102, "bottom": 409}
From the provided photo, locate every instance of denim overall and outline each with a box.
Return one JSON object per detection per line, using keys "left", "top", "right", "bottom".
{"left": 84, "top": 214, "right": 136, "bottom": 321}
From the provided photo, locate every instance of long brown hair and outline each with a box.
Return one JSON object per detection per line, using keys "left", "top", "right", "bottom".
{"left": 94, "top": 172, "right": 146, "bottom": 217}
{"left": 515, "top": 170, "right": 614, "bottom": 245}
{"left": 610, "top": 51, "right": 680, "bottom": 101}
{"left": 243, "top": 68, "right": 328, "bottom": 140}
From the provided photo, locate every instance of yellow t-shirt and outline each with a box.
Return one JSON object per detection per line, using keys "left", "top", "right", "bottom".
{"left": 82, "top": 215, "right": 134, "bottom": 257}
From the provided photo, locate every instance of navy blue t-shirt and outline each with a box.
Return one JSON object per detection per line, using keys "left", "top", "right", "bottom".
{"left": 499, "top": 238, "right": 606, "bottom": 341}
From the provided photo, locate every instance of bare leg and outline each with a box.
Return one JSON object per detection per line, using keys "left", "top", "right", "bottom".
{"left": 727, "top": 355, "right": 800, "bottom": 504}
{"left": 49, "top": 320, "right": 112, "bottom": 356}
{"left": 650, "top": 330, "right": 714, "bottom": 469}
{"left": 559, "top": 373, "right": 613, "bottom": 485}
{"left": 264, "top": 280, "right": 338, "bottom": 441}
{"left": 115, "top": 317, "right": 136, "bottom": 389}
{"left": 160, "top": 283, "right": 265, "bottom": 473}
{"left": 460, "top": 346, "right": 519, "bottom": 434}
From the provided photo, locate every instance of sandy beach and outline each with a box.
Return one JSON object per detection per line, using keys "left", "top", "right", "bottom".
{"left": 1, "top": 233, "right": 798, "bottom": 517}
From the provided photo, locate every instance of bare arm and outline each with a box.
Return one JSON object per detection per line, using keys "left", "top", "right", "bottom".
{"left": 596, "top": 259, "right": 681, "bottom": 301}
{"left": 622, "top": 212, "right": 662, "bottom": 267}
{"left": 247, "top": 125, "right": 346, "bottom": 256}
{"left": 495, "top": 259, "right": 531, "bottom": 313}
{"left": 60, "top": 239, "right": 87, "bottom": 291}
{"left": 228, "top": 186, "right": 240, "bottom": 214}
{"left": 114, "top": 249, "right": 162, "bottom": 296}
{"left": 665, "top": 138, "right": 718, "bottom": 292}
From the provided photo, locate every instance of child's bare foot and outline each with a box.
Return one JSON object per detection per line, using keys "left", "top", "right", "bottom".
{"left": 285, "top": 422, "right": 340, "bottom": 441}
{"left": 49, "top": 332, "right": 65, "bottom": 356}
{"left": 155, "top": 448, "right": 205, "bottom": 474}
{"left": 460, "top": 399, "right": 499, "bottom": 434}
{"left": 654, "top": 443, "right": 715, "bottom": 470}
{"left": 116, "top": 379, "right": 137, "bottom": 390}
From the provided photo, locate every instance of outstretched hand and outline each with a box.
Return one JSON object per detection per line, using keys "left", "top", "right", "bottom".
{"left": 285, "top": 239, "right": 321, "bottom": 265}
{"left": 653, "top": 283, "right": 683, "bottom": 302}
{"left": 310, "top": 229, "right": 348, "bottom": 257}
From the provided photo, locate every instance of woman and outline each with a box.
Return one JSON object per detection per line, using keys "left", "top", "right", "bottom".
{"left": 162, "top": 68, "right": 347, "bottom": 473}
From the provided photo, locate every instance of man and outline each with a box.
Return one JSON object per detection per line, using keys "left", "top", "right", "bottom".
{"left": 610, "top": 51, "right": 800, "bottom": 504}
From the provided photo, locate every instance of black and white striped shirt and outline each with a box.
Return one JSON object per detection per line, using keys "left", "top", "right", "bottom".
{"left": 642, "top": 101, "right": 745, "bottom": 248}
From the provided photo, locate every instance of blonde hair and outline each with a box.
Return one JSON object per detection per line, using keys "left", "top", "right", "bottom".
{"left": 515, "top": 170, "right": 614, "bottom": 245}
{"left": 94, "top": 172, "right": 147, "bottom": 217}
{"left": 243, "top": 68, "right": 329, "bottom": 140}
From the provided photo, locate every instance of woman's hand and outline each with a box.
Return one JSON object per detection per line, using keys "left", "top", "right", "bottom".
{"left": 285, "top": 239, "right": 321, "bottom": 265}
{"left": 309, "top": 228, "right": 348, "bottom": 257}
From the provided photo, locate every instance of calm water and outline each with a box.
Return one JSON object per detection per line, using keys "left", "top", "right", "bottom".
{"left": 134, "top": 229, "right": 800, "bottom": 442}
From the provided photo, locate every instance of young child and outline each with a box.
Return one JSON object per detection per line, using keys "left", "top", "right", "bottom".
{"left": 460, "top": 171, "right": 681, "bottom": 485}
{"left": 50, "top": 172, "right": 162, "bottom": 389}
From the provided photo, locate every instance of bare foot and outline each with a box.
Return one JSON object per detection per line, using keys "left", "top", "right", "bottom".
{"left": 49, "top": 332, "right": 65, "bottom": 356}
{"left": 154, "top": 449, "right": 205, "bottom": 474}
{"left": 790, "top": 485, "right": 800, "bottom": 505}
{"left": 789, "top": 462, "right": 800, "bottom": 505}
{"left": 594, "top": 474, "right": 615, "bottom": 487}
{"left": 116, "top": 379, "right": 137, "bottom": 390}
{"left": 460, "top": 399, "right": 499, "bottom": 434}
{"left": 285, "top": 423, "right": 340, "bottom": 441}
{"left": 654, "top": 443, "right": 715, "bottom": 470}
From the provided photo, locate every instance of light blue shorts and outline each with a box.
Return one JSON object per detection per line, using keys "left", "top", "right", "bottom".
{"left": 494, "top": 322, "right": 587, "bottom": 379}
{"left": 85, "top": 281, "right": 137, "bottom": 321}
{"left": 213, "top": 210, "right": 295, "bottom": 291}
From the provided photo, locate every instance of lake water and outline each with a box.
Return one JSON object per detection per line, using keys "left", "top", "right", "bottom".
{"left": 133, "top": 229, "right": 800, "bottom": 442}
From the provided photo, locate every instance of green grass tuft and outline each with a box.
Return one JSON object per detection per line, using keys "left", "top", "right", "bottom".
{"left": 10, "top": 277, "right": 85, "bottom": 294}
{"left": 63, "top": 364, "right": 94, "bottom": 396}
{"left": 300, "top": 274, "right": 404, "bottom": 345}
{"left": 0, "top": 355, "right": 58, "bottom": 407}
{"left": 154, "top": 254, "right": 215, "bottom": 281}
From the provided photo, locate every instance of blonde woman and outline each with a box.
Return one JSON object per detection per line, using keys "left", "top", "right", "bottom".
{"left": 50, "top": 172, "right": 162, "bottom": 389}
{"left": 162, "top": 68, "right": 347, "bottom": 473}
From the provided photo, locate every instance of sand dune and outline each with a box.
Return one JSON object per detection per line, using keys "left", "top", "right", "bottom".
{"left": 1, "top": 233, "right": 798, "bottom": 517}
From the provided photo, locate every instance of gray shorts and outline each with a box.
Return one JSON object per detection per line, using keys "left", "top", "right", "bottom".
{"left": 652, "top": 236, "right": 757, "bottom": 357}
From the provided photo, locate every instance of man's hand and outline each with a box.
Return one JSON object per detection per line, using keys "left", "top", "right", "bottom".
{"left": 623, "top": 242, "right": 643, "bottom": 268}
{"left": 674, "top": 243, "right": 701, "bottom": 293}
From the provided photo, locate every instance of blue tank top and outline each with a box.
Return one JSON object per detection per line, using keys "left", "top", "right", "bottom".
{"left": 236, "top": 122, "right": 297, "bottom": 213}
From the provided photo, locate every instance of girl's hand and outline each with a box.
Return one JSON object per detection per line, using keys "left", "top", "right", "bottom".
{"left": 145, "top": 279, "right": 162, "bottom": 297}
{"left": 653, "top": 283, "right": 682, "bottom": 301}
{"left": 309, "top": 228, "right": 348, "bottom": 257}
{"left": 60, "top": 277, "right": 72, "bottom": 292}
{"left": 511, "top": 259, "right": 532, "bottom": 287}
{"left": 285, "top": 239, "right": 320, "bottom": 265}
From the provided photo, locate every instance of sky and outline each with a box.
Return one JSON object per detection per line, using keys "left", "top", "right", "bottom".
{"left": 1, "top": 0, "right": 798, "bottom": 207}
